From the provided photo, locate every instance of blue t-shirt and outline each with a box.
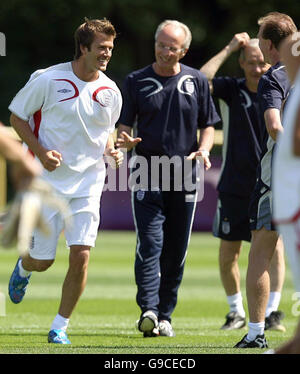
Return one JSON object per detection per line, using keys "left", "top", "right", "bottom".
{"left": 212, "top": 77, "right": 265, "bottom": 197}
{"left": 258, "top": 62, "right": 290, "bottom": 115}
{"left": 256, "top": 62, "right": 291, "bottom": 189}
{"left": 119, "top": 63, "right": 220, "bottom": 160}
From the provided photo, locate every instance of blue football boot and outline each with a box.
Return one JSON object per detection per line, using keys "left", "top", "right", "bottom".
{"left": 48, "top": 329, "right": 71, "bottom": 344}
{"left": 8, "top": 258, "right": 31, "bottom": 304}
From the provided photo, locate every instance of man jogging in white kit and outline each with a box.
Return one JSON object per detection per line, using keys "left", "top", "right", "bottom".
{"left": 7, "top": 18, "right": 123, "bottom": 344}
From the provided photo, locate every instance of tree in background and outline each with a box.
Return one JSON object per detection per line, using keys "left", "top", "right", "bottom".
{"left": 0, "top": 0, "right": 299, "bottom": 123}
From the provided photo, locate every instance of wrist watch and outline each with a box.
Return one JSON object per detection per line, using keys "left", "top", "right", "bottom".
{"left": 199, "top": 150, "right": 210, "bottom": 157}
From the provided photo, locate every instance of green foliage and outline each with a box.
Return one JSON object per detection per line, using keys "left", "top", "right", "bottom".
{"left": 0, "top": 0, "right": 300, "bottom": 124}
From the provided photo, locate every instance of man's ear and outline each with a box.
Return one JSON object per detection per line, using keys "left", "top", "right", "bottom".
{"left": 179, "top": 48, "right": 188, "bottom": 60}
{"left": 80, "top": 44, "right": 88, "bottom": 56}
{"left": 267, "top": 39, "right": 274, "bottom": 53}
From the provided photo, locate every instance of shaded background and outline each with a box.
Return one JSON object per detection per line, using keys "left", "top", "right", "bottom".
{"left": 1, "top": 0, "right": 299, "bottom": 230}
{"left": 1, "top": 0, "right": 300, "bottom": 123}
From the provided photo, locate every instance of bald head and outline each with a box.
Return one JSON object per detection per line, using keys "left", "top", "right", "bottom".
{"left": 155, "top": 20, "right": 192, "bottom": 49}
{"left": 239, "top": 39, "right": 260, "bottom": 61}
{"left": 238, "top": 38, "right": 270, "bottom": 91}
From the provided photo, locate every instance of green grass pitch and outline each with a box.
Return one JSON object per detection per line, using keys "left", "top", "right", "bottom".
{"left": 0, "top": 231, "right": 297, "bottom": 354}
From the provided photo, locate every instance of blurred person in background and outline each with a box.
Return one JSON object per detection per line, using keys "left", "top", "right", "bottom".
{"left": 271, "top": 31, "right": 300, "bottom": 354}
{"left": 201, "top": 33, "right": 285, "bottom": 331}
{"left": 0, "top": 123, "right": 42, "bottom": 189}
{"left": 235, "top": 11, "right": 297, "bottom": 349}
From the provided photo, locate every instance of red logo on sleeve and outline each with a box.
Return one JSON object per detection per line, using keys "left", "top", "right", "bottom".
{"left": 92, "top": 86, "right": 115, "bottom": 107}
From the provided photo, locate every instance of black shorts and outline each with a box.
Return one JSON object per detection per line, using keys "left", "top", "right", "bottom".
{"left": 212, "top": 192, "right": 251, "bottom": 242}
{"left": 248, "top": 180, "right": 276, "bottom": 231}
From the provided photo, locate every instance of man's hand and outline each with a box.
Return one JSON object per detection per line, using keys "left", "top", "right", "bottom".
{"left": 105, "top": 148, "right": 124, "bottom": 169}
{"left": 227, "top": 32, "right": 250, "bottom": 54}
{"left": 115, "top": 131, "right": 142, "bottom": 151}
{"left": 200, "top": 33, "right": 250, "bottom": 93}
{"left": 187, "top": 150, "right": 211, "bottom": 170}
{"left": 38, "top": 149, "right": 63, "bottom": 172}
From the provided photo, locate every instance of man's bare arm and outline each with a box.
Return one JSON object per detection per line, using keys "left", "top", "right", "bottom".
{"left": 104, "top": 133, "right": 124, "bottom": 169}
{"left": 200, "top": 33, "right": 250, "bottom": 93}
{"left": 264, "top": 108, "right": 284, "bottom": 141}
{"left": 187, "top": 126, "right": 215, "bottom": 170}
{"left": 10, "top": 113, "right": 62, "bottom": 171}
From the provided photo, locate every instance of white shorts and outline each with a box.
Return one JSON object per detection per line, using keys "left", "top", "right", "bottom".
{"left": 278, "top": 222, "right": 300, "bottom": 293}
{"left": 29, "top": 196, "right": 101, "bottom": 260}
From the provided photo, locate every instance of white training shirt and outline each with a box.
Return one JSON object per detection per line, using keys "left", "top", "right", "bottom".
{"left": 273, "top": 69, "right": 300, "bottom": 223}
{"left": 9, "top": 62, "right": 122, "bottom": 198}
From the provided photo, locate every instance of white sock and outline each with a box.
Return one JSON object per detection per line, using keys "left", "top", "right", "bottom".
{"left": 265, "top": 292, "right": 281, "bottom": 317}
{"left": 227, "top": 292, "right": 246, "bottom": 318}
{"left": 18, "top": 259, "right": 32, "bottom": 278}
{"left": 246, "top": 321, "right": 265, "bottom": 341}
{"left": 50, "top": 314, "right": 70, "bottom": 332}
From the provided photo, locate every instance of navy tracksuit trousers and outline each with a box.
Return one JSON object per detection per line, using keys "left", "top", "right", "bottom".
{"left": 132, "top": 189, "right": 197, "bottom": 322}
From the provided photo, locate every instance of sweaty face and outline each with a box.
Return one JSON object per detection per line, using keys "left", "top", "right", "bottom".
{"left": 240, "top": 46, "right": 270, "bottom": 87}
{"left": 82, "top": 32, "right": 114, "bottom": 72}
{"left": 154, "top": 25, "right": 186, "bottom": 72}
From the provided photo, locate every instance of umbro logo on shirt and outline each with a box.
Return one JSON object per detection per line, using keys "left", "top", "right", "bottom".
{"left": 57, "top": 88, "right": 72, "bottom": 93}
{"left": 54, "top": 79, "right": 79, "bottom": 102}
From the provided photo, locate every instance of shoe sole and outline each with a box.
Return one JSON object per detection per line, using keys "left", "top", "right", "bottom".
{"left": 221, "top": 321, "right": 246, "bottom": 330}
{"left": 266, "top": 324, "right": 286, "bottom": 332}
{"left": 234, "top": 342, "right": 268, "bottom": 348}
{"left": 143, "top": 327, "right": 159, "bottom": 338}
{"left": 48, "top": 339, "right": 71, "bottom": 344}
{"left": 159, "top": 331, "right": 176, "bottom": 337}
{"left": 139, "top": 316, "right": 156, "bottom": 333}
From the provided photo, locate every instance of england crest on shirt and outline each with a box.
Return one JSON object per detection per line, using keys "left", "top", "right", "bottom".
{"left": 177, "top": 75, "right": 195, "bottom": 96}
{"left": 185, "top": 79, "right": 195, "bottom": 94}
{"left": 93, "top": 87, "right": 115, "bottom": 107}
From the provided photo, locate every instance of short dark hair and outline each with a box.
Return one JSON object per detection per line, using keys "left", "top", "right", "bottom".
{"left": 258, "top": 12, "right": 297, "bottom": 49}
{"left": 74, "top": 17, "right": 116, "bottom": 59}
